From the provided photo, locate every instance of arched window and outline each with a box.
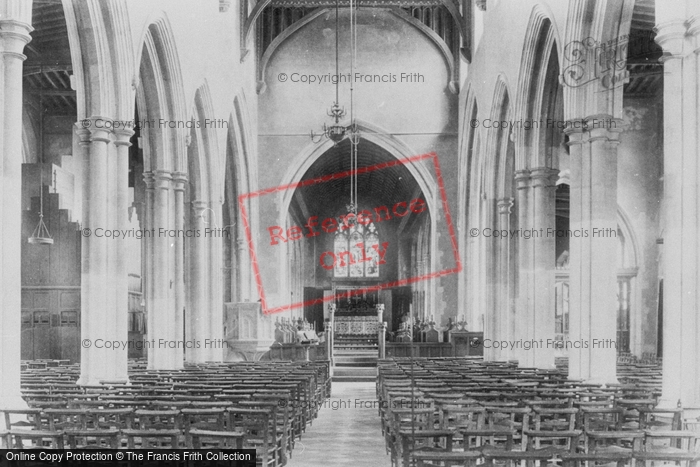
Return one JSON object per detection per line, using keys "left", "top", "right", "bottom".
{"left": 333, "top": 219, "right": 381, "bottom": 278}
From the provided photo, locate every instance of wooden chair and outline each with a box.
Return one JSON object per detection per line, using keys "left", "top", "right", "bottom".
{"left": 398, "top": 428, "right": 454, "bottom": 467}
{"left": 483, "top": 449, "right": 556, "bottom": 467}
{"left": 561, "top": 451, "right": 632, "bottom": 467}
{"left": 132, "top": 409, "right": 182, "bottom": 431}
{"left": 639, "top": 407, "right": 682, "bottom": 431}
{"left": 0, "top": 408, "right": 43, "bottom": 431}
{"left": 44, "top": 408, "right": 89, "bottom": 431}
{"left": 683, "top": 408, "right": 700, "bottom": 433}
{"left": 411, "top": 450, "right": 481, "bottom": 467}
{"left": 391, "top": 407, "right": 453, "bottom": 467}
{"left": 181, "top": 408, "right": 227, "bottom": 447}
{"left": 585, "top": 430, "right": 645, "bottom": 455}
{"left": 65, "top": 429, "right": 120, "bottom": 449}
{"left": 643, "top": 430, "right": 697, "bottom": 455}
{"left": 579, "top": 407, "right": 624, "bottom": 432}
{"left": 188, "top": 428, "right": 244, "bottom": 449}
{"left": 239, "top": 399, "right": 288, "bottom": 465}
{"left": 6, "top": 429, "right": 65, "bottom": 449}
{"left": 122, "top": 429, "right": 180, "bottom": 449}
{"left": 484, "top": 406, "right": 531, "bottom": 450}
{"left": 228, "top": 408, "right": 277, "bottom": 467}
{"left": 524, "top": 407, "right": 582, "bottom": 454}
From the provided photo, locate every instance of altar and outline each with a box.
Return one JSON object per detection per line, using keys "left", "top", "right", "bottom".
{"left": 334, "top": 315, "right": 379, "bottom": 335}
{"left": 332, "top": 288, "right": 380, "bottom": 335}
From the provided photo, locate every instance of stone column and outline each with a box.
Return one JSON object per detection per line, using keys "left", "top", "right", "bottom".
{"left": 76, "top": 119, "right": 127, "bottom": 384}
{"left": 530, "top": 168, "right": 558, "bottom": 368}
{"left": 655, "top": 18, "right": 700, "bottom": 407}
{"left": 0, "top": 13, "right": 32, "bottom": 414}
{"left": 143, "top": 172, "right": 155, "bottom": 362}
{"left": 566, "top": 118, "right": 621, "bottom": 384}
{"left": 207, "top": 199, "right": 224, "bottom": 362}
{"left": 112, "top": 129, "right": 134, "bottom": 380}
{"left": 149, "top": 170, "right": 182, "bottom": 369}
{"left": 328, "top": 303, "right": 336, "bottom": 366}
{"left": 496, "top": 197, "right": 515, "bottom": 361}
{"left": 377, "top": 304, "right": 385, "bottom": 359}
{"left": 172, "top": 172, "right": 187, "bottom": 364}
{"left": 187, "top": 200, "right": 210, "bottom": 363}
{"left": 481, "top": 198, "right": 497, "bottom": 360}
{"left": 514, "top": 170, "right": 532, "bottom": 366}
{"left": 236, "top": 236, "right": 248, "bottom": 301}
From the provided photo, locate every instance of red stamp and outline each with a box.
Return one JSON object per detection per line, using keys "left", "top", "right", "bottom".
{"left": 239, "top": 152, "right": 461, "bottom": 315}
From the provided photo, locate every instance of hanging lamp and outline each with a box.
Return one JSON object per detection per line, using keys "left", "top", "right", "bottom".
{"left": 28, "top": 166, "right": 54, "bottom": 245}
{"left": 29, "top": 97, "right": 53, "bottom": 245}
{"left": 310, "top": 0, "right": 359, "bottom": 146}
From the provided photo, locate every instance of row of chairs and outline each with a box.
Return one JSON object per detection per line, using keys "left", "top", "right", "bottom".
{"left": 376, "top": 357, "right": 699, "bottom": 467}
{"left": 3, "top": 359, "right": 332, "bottom": 467}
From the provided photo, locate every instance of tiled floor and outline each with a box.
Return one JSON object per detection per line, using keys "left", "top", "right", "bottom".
{"left": 286, "top": 382, "right": 392, "bottom": 467}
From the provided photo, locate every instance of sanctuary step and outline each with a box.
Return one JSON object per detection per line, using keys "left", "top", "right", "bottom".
{"left": 332, "top": 366, "right": 377, "bottom": 383}
{"left": 333, "top": 350, "right": 378, "bottom": 382}
{"left": 334, "top": 350, "right": 378, "bottom": 367}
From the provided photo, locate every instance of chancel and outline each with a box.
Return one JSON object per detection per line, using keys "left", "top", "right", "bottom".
{"left": 0, "top": 0, "right": 699, "bottom": 466}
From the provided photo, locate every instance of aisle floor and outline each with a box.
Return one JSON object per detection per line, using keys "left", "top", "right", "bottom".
{"left": 286, "top": 382, "right": 392, "bottom": 467}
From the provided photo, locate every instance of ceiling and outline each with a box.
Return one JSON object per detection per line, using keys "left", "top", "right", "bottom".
{"left": 290, "top": 138, "right": 425, "bottom": 226}
{"left": 24, "top": 0, "right": 76, "bottom": 116}
{"left": 625, "top": 0, "right": 662, "bottom": 98}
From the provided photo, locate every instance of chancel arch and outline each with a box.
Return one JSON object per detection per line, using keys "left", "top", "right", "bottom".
{"left": 273, "top": 121, "right": 440, "bottom": 315}
{"left": 272, "top": 132, "right": 436, "bottom": 342}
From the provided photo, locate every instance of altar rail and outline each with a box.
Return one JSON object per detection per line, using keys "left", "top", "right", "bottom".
{"left": 386, "top": 332, "right": 484, "bottom": 358}
{"left": 268, "top": 343, "right": 329, "bottom": 362}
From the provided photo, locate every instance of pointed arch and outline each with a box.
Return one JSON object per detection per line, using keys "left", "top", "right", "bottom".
{"left": 513, "top": 5, "right": 563, "bottom": 170}
{"left": 276, "top": 121, "right": 439, "bottom": 313}
{"left": 222, "top": 91, "right": 256, "bottom": 303}
{"left": 487, "top": 76, "right": 513, "bottom": 200}
{"left": 189, "top": 82, "right": 219, "bottom": 203}
{"left": 136, "top": 14, "right": 188, "bottom": 173}
{"left": 278, "top": 120, "right": 438, "bottom": 218}
{"left": 562, "top": 0, "right": 635, "bottom": 120}
{"left": 63, "top": 0, "right": 135, "bottom": 120}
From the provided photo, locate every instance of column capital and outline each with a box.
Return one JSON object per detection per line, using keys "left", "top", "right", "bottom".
{"left": 154, "top": 170, "right": 172, "bottom": 189}
{"left": 0, "top": 19, "right": 33, "bottom": 56}
{"left": 586, "top": 115, "right": 623, "bottom": 144}
{"left": 191, "top": 200, "right": 210, "bottom": 215}
{"left": 514, "top": 170, "right": 531, "bottom": 190}
{"left": 75, "top": 117, "right": 113, "bottom": 143}
{"left": 143, "top": 172, "right": 155, "bottom": 190}
{"left": 113, "top": 128, "right": 135, "bottom": 146}
{"left": 497, "top": 197, "right": 514, "bottom": 215}
{"left": 172, "top": 171, "right": 188, "bottom": 192}
{"left": 530, "top": 167, "right": 559, "bottom": 188}
{"left": 563, "top": 120, "right": 587, "bottom": 139}
{"left": 75, "top": 128, "right": 92, "bottom": 145}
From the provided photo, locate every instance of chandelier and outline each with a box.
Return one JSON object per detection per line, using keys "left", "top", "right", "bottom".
{"left": 310, "top": 0, "right": 359, "bottom": 147}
